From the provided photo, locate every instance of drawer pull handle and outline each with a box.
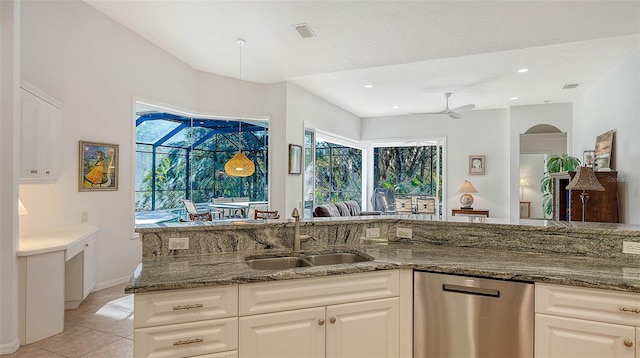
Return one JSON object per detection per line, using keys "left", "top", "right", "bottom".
{"left": 172, "top": 304, "right": 204, "bottom": 311}
{"left": 619, "top": 307, "right": 640, "bottom": 314}
{"left": 329, "top": 317, "right": 336, "bottom": 324}
{"left": 173, "top": 338, "right": 204, "bottom": 346}
{"left": 623, "top": 340, "right": 633, "bottom": 348}
{"left": 318, "top": 319, "right": 325, "bottom": 326}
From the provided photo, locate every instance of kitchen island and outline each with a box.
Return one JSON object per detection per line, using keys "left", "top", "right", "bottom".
{"left": 128, "top": 217, "right": 640, "bottom": 358}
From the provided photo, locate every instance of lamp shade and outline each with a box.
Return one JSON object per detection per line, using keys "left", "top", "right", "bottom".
{"left": 455, "top": 180, "right": 478, "bottom": 193}
{"left": 566, "top": 166, "right": 604, "bottom": 191}
{"left": 19, "top": 198, "right": 29, "bottom": 216}
{"left": 224, "top": 152, "right": 255, "bottom": 177}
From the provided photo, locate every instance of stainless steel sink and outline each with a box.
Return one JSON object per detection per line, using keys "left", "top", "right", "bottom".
{"left": 305, "top": 252, "right": 371, "bottom": 266}
{"left": 245, "top": 256, "right": 313, "bottom": 270}
{"left": 246, "top": 251, "right": 372, "bottom": 270}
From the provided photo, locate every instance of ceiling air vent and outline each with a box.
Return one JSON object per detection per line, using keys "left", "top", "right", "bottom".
{"left": 562, "top": 83, "right": 580, "bottom": 89}
{"left": 293, "top": 23, "right": 315, "bottom": 39}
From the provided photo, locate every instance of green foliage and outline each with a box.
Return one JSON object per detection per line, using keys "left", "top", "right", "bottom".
{"left": 314, "top": 142, "right": 362, "bottom": 205}
{"left": 540, "top": 153, "right": 581, "bottom": 218}
{"left": 374, "top": 146, "right": 441, "bottom": 198}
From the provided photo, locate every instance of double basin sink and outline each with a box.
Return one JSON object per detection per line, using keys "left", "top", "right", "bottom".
{"left": 246, "top": 251, "right": 372, "bottom": 270}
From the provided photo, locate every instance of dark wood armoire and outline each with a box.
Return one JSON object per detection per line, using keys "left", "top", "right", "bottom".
{"left": 551, "top": 171, "right": 619, "bottom": 222}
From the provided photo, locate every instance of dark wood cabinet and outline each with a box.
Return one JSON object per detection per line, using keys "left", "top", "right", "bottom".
{"left": 551, "top": 171, "right": 619, "bottom": 222}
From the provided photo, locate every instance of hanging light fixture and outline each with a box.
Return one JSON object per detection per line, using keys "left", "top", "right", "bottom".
{"left": 224, "top": 38, "right": 255, "bottom": 177}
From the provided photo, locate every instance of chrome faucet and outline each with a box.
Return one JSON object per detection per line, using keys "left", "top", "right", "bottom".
{"left": 291, "top": 208, "right": 312, "bottom": 251}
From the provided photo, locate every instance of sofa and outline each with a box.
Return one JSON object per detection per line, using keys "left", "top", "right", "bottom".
{"left": 313, "top": 200, "right": 382, "bottom": 217}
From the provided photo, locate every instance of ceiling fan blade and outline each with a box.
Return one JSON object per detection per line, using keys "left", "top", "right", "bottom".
{"left": 448, "top": 111, "right": 464, "bottom": 119}
{"left": 409, "top": 110, "right": 447, "bottom": 115}
{"left": 452, "top": 104, "right": 475, "bottom": 112}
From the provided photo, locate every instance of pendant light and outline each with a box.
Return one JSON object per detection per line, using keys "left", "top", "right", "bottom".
{"left": 224, "top": 38, "right": 255, "bottom": 177}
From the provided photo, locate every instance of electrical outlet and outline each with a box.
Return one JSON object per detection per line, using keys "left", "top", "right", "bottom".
{"left": 81, "top": 212, "right": 88, "bottom": 223}
{"left": 396, "top": 227, "right": 412, "bottom": 239}
{"left": 169, "top": 237, "right": 189, "bottom": 250}
{"left": 365, "top": 228, "right": 381, "bottom": 238}
{"left": 622, "top": 241, "right": 640, "bottom": 255}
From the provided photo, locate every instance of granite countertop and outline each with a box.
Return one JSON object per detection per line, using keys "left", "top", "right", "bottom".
{"left": 125, "top": 241, "right": 640, "bottom": 294}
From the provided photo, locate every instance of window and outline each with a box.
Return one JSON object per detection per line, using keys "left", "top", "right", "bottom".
{"left": 135, "top": 104, "right": 268, "bottom": 212}
{"left": 314, "top": 141, "right": 362, "bottom": 205}
{"left": 373, "top": 144, "right": 443, "bottom": 203}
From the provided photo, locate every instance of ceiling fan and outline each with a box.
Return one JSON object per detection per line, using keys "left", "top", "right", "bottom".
{"left": 412, "top": 92, "right": 476, "bottom": 119}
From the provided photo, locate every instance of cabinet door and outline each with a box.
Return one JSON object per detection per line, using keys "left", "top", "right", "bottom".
{"left": 19, "top": 88, "right": 61, "bottom": 180}
{"left": 326, "top": 298, "right": 399, "bottom": 358}
{"left": 535, "top": 314, "right": 635, "bottom": 358}
{"left": 83, "top": 236, "right": 96, "bottom": 299}
{"left": 239, "top": 307, "right": 325, "bottom": 358}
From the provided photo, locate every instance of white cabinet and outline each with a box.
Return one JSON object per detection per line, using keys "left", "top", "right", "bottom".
{"left": 64, "top": 234, "right": 97, "bottom": 309}
{"left": 19, "top": 81, "right": 61, "bottom": 182}
{"left": 133, "top": 285, "right": 239, "bottom": 358}
{"left": 18, "top": 251, "right": 65, "bottom": 344}
{"left": 238, "top": 270, "right": 400, "bottom": 358}
{"left": 239, "top": 307, "right": 325, "bottom": 358}
{"left": 535, "top": 283, "right": 640, "bottom": 358}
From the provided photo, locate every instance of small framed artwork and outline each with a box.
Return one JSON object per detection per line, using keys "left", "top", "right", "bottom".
{"left": 289, "top": 144, "right": 302, "bottom": 175}
{"left": 469, "top": 155, "right": 485, "bottom": 175}
{"left": 594, "top": 129, "right": 614, "bottom": 171}
{"left": 79, "top": 141, "right": 119, "bottom": 191}
{"left": 519, "top": 201, "right": 531, "bottom": 219}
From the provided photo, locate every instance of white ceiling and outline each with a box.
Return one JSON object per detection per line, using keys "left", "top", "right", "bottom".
{"left": 85, "top": 1, "right": 640, "bottom": 118}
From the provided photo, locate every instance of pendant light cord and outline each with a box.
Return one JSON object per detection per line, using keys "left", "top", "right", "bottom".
{"left": 237, "top": 38, "right": 245, "bottom": 152}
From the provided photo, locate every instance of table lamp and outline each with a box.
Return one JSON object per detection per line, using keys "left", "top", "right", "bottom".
{"left": 519, "top": 178, "right": 529, "bottom": 201}
{"left": 455, "top": 180, "right": 477, "bottom": 209}
{"left": 565, "top": 166, "right": 604, "bottom": 221}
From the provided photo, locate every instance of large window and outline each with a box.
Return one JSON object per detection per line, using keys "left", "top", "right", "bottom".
{"left": 314, "top": 141, "right": 362, "bottom": 205}
{"left": 373, "top": 145, "right": 442, "bottom": 199}
{"left": 135, "top": 105, "right": 268, "bottom": 212}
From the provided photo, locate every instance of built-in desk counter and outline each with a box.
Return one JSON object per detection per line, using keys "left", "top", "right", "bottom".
{"left": 18, "top": 225, "right": 99, "bottom": 344}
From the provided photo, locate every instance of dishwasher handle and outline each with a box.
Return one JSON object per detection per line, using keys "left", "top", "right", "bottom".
{"left": 442, "top": 284, "right": 501, "bottom": 298}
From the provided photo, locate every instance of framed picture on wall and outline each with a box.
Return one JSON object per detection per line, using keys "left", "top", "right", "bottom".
{"left": 594, "top": 129, "right": 614, "bottom": 171}
{"left": 79, "top": 141, "right": 119, "bottom": 191}
{"left": 289, "top": 144, "right": 302, "bottom": 175}
{"left": 469, "top": 155, "right": 485, "bottom": 175}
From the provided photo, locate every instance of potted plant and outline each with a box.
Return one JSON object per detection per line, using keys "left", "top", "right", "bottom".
{"left": 540, "top": 153, "right": 581, "bottom": 218}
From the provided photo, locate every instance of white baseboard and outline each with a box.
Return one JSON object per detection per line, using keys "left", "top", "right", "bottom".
{"left": 0, "top": 338, "right": 20, "bottom": 355}
{"left": 93, "top": 275, "right": 131, "bottom": 292}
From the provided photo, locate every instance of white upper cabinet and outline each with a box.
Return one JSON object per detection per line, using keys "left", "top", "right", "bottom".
{"left": 20, "top": 81, "right": 61, "bottom": 183}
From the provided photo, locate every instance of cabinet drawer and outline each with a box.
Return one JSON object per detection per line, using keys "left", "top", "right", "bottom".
{"left": 239, "top": 270, "right": 399, "bottom": 316}
{"left": 135, "top": 285, "right": 238, "bottom": 328}
{"left": 536, "top": 283, "right": 640, "bottom": 326}
{"left": 134, "top": 317, "right": 238, "bottom": 358}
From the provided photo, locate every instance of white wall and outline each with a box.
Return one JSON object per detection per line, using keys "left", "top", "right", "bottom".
{"left": 0, "top": 0, "right": 21, "bottom": 353}
{"left": 573, "top": 49, "right": 640, "bottom": 224}
{"left": 519, "top": 154, "right": 545, "bottom": 219}
{"left": 362, "top": 109, "right": 511, "bottom": 219}
{"left": 18, "top": 0, "right": 201, "bottom": 292}
{"left": 286, "top": 83, "right": 361, "bottom": 214}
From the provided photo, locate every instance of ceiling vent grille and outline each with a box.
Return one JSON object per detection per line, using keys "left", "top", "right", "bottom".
{"left": 293, "top": 23, "right": 315, "bottom": 39}
{"left": 562, "top": 83, "right": 580, "bottom": 89}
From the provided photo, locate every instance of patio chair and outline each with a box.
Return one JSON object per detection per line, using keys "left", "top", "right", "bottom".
{"left": 371, "top": 188, "right": 397, "bottom": 214}
{"left": 416, "top": 196, "right": 437, "bottom": 216}
{"left": 254, "top": 210, "right": 279, "bottom": 220}
{"left": 212, "top": 197, "right": 233, "bottom": 218}
{"left": 395, "top": 197, "right": 414, "bottom": 215}
{"left": 181, "top": 199, "right": 213, "bottom": 221}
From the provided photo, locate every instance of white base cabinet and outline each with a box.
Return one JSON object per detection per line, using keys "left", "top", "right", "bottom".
{"left": 239, "top": 298, "right": 399, "bottom": 358}
{"left": 134, "top": 270, "right": 404, "bottom": 358}
{"left": 535, "top": 283, "right": 640, "bottom": 358}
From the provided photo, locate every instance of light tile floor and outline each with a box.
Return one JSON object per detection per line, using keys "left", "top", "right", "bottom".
{"left": 4, "top": 284, "right": 133, "bottom": 358}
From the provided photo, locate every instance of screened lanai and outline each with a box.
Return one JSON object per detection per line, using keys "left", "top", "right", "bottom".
{"left": 135, "top": 106, "right": 269, "bottom": 215}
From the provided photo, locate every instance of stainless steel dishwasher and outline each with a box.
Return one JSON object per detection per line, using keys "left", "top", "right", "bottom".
{"left": 414, "top": 271, "right": 534, "bottom": 358}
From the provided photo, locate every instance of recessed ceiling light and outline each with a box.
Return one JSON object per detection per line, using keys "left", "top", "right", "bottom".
{"left": 518, "top": 68, "right": 529, "bottom": 73}
{"left": 510, "top": 97, "right": 519, "bottom": 100}
{"left": 364, "top": 84, "right": 374, "bottom": 88}
{"left": 392, "top": 106, "right": 400, "bottom": 109}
